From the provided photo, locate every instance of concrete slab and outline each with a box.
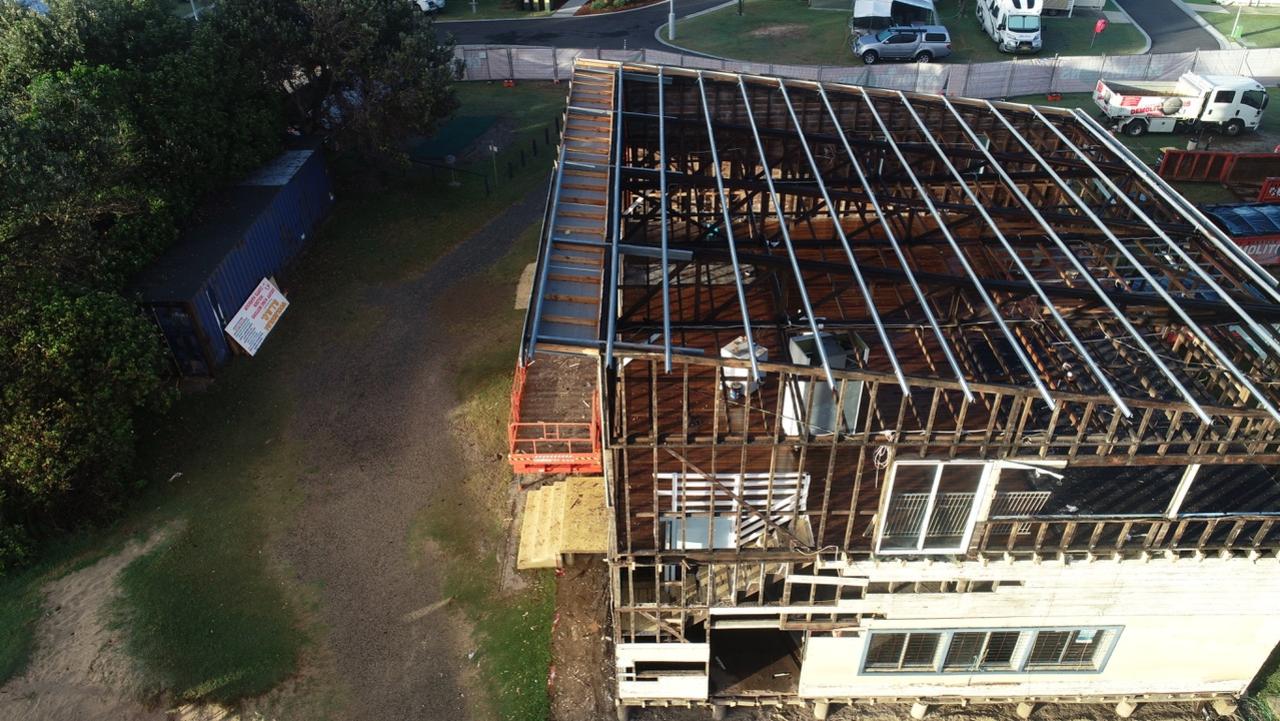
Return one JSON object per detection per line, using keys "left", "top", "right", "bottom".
{"left": 1103, "top": 10, "right": 1133, "bottom": 22}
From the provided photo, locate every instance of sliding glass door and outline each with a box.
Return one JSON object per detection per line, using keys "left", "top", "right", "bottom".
{"left": 877, "top": 461, "right": 993, "bottom": 554}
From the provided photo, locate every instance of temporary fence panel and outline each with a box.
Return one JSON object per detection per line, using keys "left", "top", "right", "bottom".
{"left": 455, "top": 45, "right": 1280, "bottom": 98}
{"left": 1005, "top": 55, "right": 1060, "bottom": 97}
{"left": 816, "top": 65, "right": 865, "bottom": 86}
{"left": 1147, "top": 51, "right": 1197, "bottom": 83}
{"left": 511, "top": 46, "right": 560, "bottom": 79}
{"left": 1198, "top": 48, "right": 1252, "bottom": 78}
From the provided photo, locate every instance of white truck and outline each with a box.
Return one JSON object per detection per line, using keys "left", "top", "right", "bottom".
{"left": 1093, "top": 73, "right": 1270, "bottom": 137}
{"left": 976, "top": 0, "right": 1042, "bottom": 53}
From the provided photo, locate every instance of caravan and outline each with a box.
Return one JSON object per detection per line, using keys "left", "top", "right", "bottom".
{"left": 976, "top": 0, "right": 1042, "bottom": 53}
{"left": 849, "top": 0, "right": 935, "bottom": 33}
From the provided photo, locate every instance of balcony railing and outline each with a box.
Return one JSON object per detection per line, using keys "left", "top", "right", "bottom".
{"left": 973, "top": 515, "right": 1280, "bottom": 556}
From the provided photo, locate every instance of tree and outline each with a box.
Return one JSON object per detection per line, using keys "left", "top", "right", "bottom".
{"left": 0, "top": 0, "right": 285, "bottom": 572}
{"left": 0, "top": 0, "right": 461, "bottom": 572}
{"left": 211, "top": 0, "right": 461, "bottom": 164}
{"left": 0, "top": 285, "right": 168, "bottom": 571}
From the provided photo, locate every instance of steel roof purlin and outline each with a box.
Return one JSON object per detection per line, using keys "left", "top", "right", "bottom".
{"left": 985, "top": 102, "right": 1280, "bottom": 424}
{"left": 775, "top": 81, "right": 908, "bottom": 394}
{"left": 735, "top": 75, "right": 837, "bottom": 392}
{"left": 535, "top": 59, "right": 1280, "bottom": 421}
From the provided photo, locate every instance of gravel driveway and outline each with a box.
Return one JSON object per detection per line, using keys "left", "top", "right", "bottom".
{"left": 276, "top": 180, "right": 550, "bottom": 721}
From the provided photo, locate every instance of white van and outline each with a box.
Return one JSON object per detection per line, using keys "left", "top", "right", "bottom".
{"left": 976, "top": 0, "right": 1042, "bottom": 53}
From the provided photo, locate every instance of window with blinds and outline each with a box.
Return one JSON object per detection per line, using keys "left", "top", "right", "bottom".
{"left": 862, "top": 627, "right": 1117, "bottom": 674}
{"left": 941, "top": 631, "right": 1022, "bottom": 671}
{"left": 1025, "top": 629, "right": 1110, "bottom": 670}
{"left": 864, "top": 632, "right": 942, "bottom": 671}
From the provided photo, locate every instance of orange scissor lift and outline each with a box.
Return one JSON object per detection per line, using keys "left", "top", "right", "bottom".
{"left": 507, "top": 357, "right": 602, "bottom": 476}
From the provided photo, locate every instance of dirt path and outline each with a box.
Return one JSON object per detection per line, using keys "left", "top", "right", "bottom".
{"left": 276, "top": 179, "right": 551, "bottom": 721}
{"left": 0, "top": 529, "right": 172, "bottom": 721}
{"left": 551, "top": 559, "right": 614, "bottom": 721}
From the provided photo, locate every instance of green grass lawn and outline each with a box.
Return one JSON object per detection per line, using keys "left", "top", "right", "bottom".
{"left": 112, "top": 381, "right": 311, "bottom": 702}
{"left": 110, "top": 81, "right": 566, "bottom": 707}
{"left": 1205, "top": 6, "right": 1280, "bottom": 48}
{"left": 673, "top": 0, "right": 855, "bottom": 66}
{"left": 673, "top": 0, "right": 1144, "bottom": 66}
{"left": 0, "top": 82, "right": 567, "bottom": 713}
{"left": 934, "top": 0, "right": 1146, "bottom": 63}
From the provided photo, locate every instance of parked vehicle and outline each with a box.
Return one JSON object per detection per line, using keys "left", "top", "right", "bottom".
{"left": 853, "top": 25, "right": 952, "bottom": 64}
{"left": 976, "top": 0, "right": 1042, "bottom": 53}
{"left": 1093, "top": 73, "right": 1269, "bottom": 137}
{"left": 850, "top": 0, "right": 935, "bottom": 34}
{"left": 413, "top": 0, "right": 445, "bottom": 12}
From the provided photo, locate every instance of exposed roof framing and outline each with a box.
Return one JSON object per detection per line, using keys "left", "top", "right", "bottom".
{"left": 525, "top": 59, "right": 1280, "bottom": 422}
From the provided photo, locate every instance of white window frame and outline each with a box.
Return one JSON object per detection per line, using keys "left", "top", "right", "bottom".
{"left": 875, "top": 460, "right": 997, "bottom": 555}
{"left": 860, "top": 626, "right": 1122, "bottom": 675}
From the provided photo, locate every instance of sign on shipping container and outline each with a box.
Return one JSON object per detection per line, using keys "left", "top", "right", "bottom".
{"left": 1260, "top": 177, "right": 1280, "bottom": 203}
{"left": 1237, "top": 238, "right": 1280, "bottom": 266}
{"left": 225, "top": 278, "right": 289, "bottom": 356}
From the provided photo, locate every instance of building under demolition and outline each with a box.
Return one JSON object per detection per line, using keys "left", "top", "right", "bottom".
{"left": 510, "top": 58, "right": 1280, "bottom": 720}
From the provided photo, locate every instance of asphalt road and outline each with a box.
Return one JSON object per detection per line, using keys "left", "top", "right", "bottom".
{"left": 1112, "top": 0, "right": 1220, "bottom": 54}
{"left": 437, "top": 0, "right": 726, "bottom": 50}
{"left": 442, "top": 0, "right": 1226, "bottom": 57}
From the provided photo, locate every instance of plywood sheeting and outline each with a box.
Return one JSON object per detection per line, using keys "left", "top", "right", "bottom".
{"left": 561, "top": 476, "right": 609, "bottom": 554}
{"left": 518, "top": 476, "right": 608, "bottom": 569}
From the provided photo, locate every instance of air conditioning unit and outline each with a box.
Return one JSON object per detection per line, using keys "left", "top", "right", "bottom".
{"left": 782, "top": 332, "right": 868, "bottom": 437}
{"left": 720, "top": 335, "right": 767, "bottom": 400}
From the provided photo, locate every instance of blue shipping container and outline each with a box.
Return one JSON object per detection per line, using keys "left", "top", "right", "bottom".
{"left": 137, "top": 148, "right": 334, "bottom": 376}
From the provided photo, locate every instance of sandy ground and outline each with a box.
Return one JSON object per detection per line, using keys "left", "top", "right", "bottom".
{"left": 746, "top": 24, "right": 808, "bottom": 39}
{"left": 271, "top": 179, "right": 551, "bottom": 721}
{"left": 0, "top": 529, "right": 172, "bottom": 721}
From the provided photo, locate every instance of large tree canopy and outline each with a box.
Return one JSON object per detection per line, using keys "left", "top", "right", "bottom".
{"left": 209, "top": 0, "right": 461, "bottom": 163}
{"left": 0, "top": 0, "right": 458, "bottom": 573}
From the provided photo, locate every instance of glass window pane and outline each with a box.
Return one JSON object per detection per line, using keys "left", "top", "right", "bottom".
{"left": 943, "top": 632, "right": 985, "bottom": 671}
{"left": 926, "top": 464, "right": 983, "bottom": 548}
{"left": 982, "top": 631, "right": 1022, "bottom": 669}
{"left": 902, "top": 633, "right": 940, "bottom": 669}
{"left": 1060, "top": 630, "right": 1105, "bottom": 667}
{"left": 865, "top": 633, "right": 906, "bottom": 669}
{"left": 882, "top": 464, "right": 937, "bottom": 550}
{"left": 1027, "top": 631, "right": 1070, "bottom": 666}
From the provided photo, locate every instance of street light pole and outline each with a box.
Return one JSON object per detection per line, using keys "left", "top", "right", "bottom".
{"left": 669, "top": 0, "right": 676, "bottom": 40}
